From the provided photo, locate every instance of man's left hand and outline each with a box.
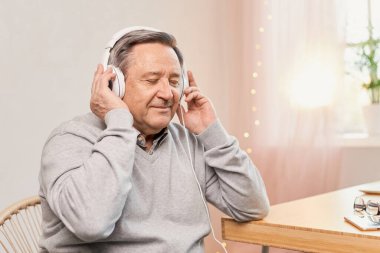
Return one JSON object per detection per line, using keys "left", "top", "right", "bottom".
{"left": 176, "top": 71, "right": 217, "bottom": 134}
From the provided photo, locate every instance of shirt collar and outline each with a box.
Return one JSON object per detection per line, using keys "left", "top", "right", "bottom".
{"left": 136, "top": 128, "right": 168, "bottom": 153}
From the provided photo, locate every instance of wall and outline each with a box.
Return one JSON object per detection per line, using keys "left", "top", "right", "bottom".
{"left": 338, "top": 147, "right": 380, "bottom": 188}
{"left": 0, "top": 0, "right": 240, "bottom": 207}
{"left": 0, "top": 0, "right": 248, "bottom": 252}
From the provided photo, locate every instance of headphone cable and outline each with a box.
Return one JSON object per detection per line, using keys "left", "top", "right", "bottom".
{"left": 180, "top": 106, "right": 228, "bottom": 253}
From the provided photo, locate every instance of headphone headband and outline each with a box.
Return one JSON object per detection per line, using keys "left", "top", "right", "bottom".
{"left": 102, "top": 26, "right": 161, "bottom": 68}
{"left": 105, "top": 26, "right": 161, "bottom": 49}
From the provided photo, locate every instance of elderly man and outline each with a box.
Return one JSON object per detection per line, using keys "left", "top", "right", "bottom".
{"left": 38, "top": 27, "right": 269, "bottom": 253}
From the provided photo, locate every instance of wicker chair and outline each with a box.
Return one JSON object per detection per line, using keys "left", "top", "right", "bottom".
{"left": 0, "top": 196, "right": 42, "bottom": 253}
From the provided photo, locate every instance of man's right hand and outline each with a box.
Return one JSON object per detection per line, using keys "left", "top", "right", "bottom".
{"left": 90, "top": 64, "right": 129, "bottom": 120}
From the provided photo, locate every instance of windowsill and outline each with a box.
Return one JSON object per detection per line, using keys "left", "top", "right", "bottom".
{"left": 337, "top": 133, "right": 380, "bottom": 148}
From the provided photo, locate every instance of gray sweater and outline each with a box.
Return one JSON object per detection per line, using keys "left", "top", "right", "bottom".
{"left": 38, "top": 108, "right": 269, "bottom": 253}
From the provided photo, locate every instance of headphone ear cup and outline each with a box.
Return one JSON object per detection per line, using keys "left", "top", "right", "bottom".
{"left": 180, "top": 68, "right": 189, "bottom": 101}
{"left": 109, "top": 66, "right": 125, "bottom": 98}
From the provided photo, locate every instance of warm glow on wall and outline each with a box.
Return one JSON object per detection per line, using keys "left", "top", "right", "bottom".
{"left": 289, "top": 61, "right": 337, "bottom": 108}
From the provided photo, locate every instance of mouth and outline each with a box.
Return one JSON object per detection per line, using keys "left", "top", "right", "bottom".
{"left": 151, "top": 106, "right": 171, "bottom": 112}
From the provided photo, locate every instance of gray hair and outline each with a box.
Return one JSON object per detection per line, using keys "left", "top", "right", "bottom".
{"left": 108, "top": 30, "right": 184, "bottom": 76}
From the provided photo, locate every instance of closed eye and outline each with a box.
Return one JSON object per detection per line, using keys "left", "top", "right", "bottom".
{"left": 169, "top": 79, "right": 180, "bottom": 88}
{"left": 146, "top": 79, "right": 159, "bottom": 84}
{"left": 145, "top": 79, "right": 180, "bottom": 87}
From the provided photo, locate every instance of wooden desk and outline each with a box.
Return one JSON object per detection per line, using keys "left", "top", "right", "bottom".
{"left": 222, "top": 181, "right": 380, "bottom": 253}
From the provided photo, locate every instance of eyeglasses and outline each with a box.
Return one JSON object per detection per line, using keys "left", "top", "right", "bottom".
{"left": 353, "top": 196, "right": 380, "bottom": 224}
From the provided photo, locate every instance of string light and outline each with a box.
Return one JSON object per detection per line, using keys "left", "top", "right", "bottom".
{"left": 245, "top": 0, "right": 270, "bottom": 147}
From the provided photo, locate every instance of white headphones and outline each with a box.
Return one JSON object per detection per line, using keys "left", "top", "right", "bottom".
{"left": 102, "top": 26, "right": 188, "bottom": 99}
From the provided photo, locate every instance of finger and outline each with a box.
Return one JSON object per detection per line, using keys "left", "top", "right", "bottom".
{"left": 185, "top": 91, "right": 203, "bottom": 103}
{"left": 92, "top": 64, "right": 103, "bottom": 95}
{"left": 105, "top": 66, "right": 113, "bottom": 73}
{"left": 100, "top": 71, "right": 117, "bottom": 89}
{"left": 184, "top": 86, "right": 200, "bottom": 95}
{"left": 176, "top": 104, "right": 186, "bottom": 125}
{"left": 187, "top": 70, "right": 197, "bottom": 87}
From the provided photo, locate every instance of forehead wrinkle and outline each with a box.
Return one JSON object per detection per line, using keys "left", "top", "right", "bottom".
{"left": 141, "top": 71, "right": 163, "bottom": 78}
{"left": 126, "top": 44, "right": 181, "bottom": 78}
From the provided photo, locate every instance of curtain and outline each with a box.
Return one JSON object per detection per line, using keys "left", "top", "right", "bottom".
{"left": 217, "top": 1, "right": 345, "bottom": 252}
{"left": 238, "top": 0, "right": 344, "bottom": 206}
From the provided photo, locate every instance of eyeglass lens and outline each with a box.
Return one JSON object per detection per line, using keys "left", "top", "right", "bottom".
{"left": 353, "top": 196, "right": 380, "bottom": 215}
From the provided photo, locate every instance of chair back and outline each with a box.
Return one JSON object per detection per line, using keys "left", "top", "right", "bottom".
{"left": 0, "top": 196, "right": 42, "bottom": 253}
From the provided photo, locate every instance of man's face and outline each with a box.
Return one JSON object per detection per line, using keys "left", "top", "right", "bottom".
{"left": 122, "top": 43, "right": 182, "bottom": 136}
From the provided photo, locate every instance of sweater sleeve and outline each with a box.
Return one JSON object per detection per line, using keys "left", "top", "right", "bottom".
{"left": 196, "top": 120, "right": 270, "bottom": 222}
{"left": 39, "top": 109, "right": 138, "bottom": 241}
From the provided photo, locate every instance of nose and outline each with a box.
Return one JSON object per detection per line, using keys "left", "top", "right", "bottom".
{"left": 156, "top": 80, "right": 174, "bottom": 100}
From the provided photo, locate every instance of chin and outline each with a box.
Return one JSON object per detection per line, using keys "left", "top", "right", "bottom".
{"left": 145, "top": 109, "right": 175, "bottom": 131}
{"left": 150, "top": 117, "right": 172, "bottom": 131}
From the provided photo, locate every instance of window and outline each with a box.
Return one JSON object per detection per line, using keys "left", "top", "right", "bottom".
{"left": 339, "top": 0, "right": 380, "bottom": 134}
